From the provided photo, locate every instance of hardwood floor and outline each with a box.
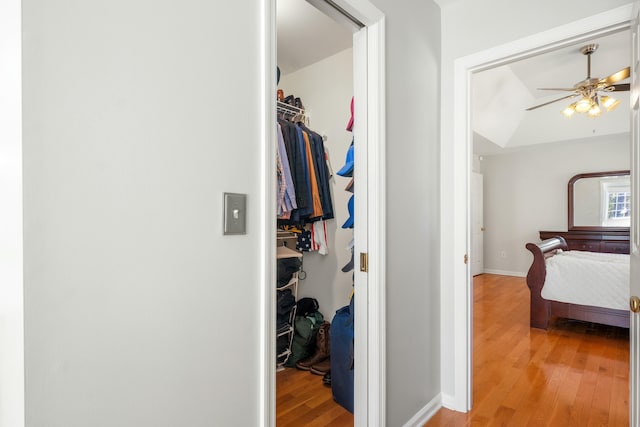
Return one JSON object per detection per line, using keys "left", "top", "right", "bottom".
{"left": 276, "top": 366, "right": 353, "bottom": 426}
{"left": 276, "top": 274, "right": 629, "bottom": 426}
{"left": 426, "top": 274, "right": 630, "bottom": 427}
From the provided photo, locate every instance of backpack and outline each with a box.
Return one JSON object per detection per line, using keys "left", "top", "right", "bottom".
{"left": 285, "top": 311, "right": 324, "bottom": 367}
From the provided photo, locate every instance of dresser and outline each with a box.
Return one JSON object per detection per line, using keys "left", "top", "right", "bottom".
{"left": 539, "top": 230, "right": 630, "bottom": 254}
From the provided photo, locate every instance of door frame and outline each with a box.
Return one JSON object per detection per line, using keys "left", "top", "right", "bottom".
{"left": 260, "top": 1, "right": 386, "bottom": 425}
{"left": 445, "top": 4, "right": 635, "bottom": 412}
{"left": 0, "top": 0, "right": 24, "bottom": 425}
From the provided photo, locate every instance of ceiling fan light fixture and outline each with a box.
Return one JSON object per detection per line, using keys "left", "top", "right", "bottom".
{"left": 575, "top": 97, "right": 592, "bottom": 113}
{"left": 576, "top": 96, "right": 591, "bottom": 113}
{"left": 601, "top": 95, "right": 621, "bottom": 112}
{"left": 588, "top": 103, "right": 602, "bottom": 117}
{"left": 527, "top": 43, "right": 630, "bottom": 118}
{"left": 562, "top": 103, "right": 576, "bottom": 117}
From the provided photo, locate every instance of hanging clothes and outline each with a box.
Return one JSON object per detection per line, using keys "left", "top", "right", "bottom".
{"left": 277, "top": 119, "right": 334, "bottom": 226}
{"left": 277, "top": 123, "right": 297, "bottom": 218}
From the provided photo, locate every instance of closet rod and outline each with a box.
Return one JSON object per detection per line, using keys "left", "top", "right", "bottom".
{"left": 323, "top": 0, "right": 365, "bottom": 29}
{"left": 307, "top": 0, "right": 365, "bottom": 30}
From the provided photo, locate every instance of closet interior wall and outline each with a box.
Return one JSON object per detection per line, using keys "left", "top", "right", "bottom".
{"left": 278, "top": 47, "right": 354, "bottom": 318}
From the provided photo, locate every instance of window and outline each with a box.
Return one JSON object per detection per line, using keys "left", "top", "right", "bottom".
{"left": 601, "top": 179, "right": 631, "bottom": 227}
{"left": 607, "top": 191, "right": 630, "bottom": 219}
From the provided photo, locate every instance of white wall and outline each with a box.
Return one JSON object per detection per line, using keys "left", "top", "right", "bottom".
{"left": 481, "top": 134, "right": 630, "bottom": 276}
{"left": 440, "top": 0, "right": 635, "bottom": 409}
{"left": 23, "top": 2, "right": 265, "bottom": 426}
{"left": 21, "top": 0, "right": 442, "bottom": 426}
{"left": 278, "top": 48, "right": 354, "bottom": 319}
{"left": 0, "top": 0, "right": 24, "bottom": 425}
{"left": 369, "top": 0, "right": 442, "bottom": 424}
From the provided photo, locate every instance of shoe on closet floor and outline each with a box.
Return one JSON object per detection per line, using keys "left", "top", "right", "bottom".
{"left": 295, "top": 321, "right": 330, "bottom": 370}
{"left": 310, "top": 358, "right": 331, "bottom": 376}
{"left": 322, "top": 372, "right": 331, "bottom": 386}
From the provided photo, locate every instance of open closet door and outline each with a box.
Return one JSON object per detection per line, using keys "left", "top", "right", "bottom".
{"left": 352, "top": 24, "right": 369, "bottom": 426}
{"left": 630, "top": 2, "right": 640, "bottom": 425}
{"left": 351, "top": 10, "right": 385, "bottom": 424}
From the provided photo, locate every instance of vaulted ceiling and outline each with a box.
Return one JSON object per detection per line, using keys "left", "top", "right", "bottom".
{"left": 472, "top": 30, "right": 631, "bottom": 155}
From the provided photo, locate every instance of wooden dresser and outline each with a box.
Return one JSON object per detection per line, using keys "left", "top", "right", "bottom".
{"left": 539, "top": 230, "right": 630, "bottom": 254}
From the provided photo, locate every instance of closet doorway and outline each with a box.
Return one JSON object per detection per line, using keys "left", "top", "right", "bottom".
{"left": 263, "top": 1, "right": 386, "bottom": 426}
{"left": 276, "top": 0, "right": 355, "bottom": 423}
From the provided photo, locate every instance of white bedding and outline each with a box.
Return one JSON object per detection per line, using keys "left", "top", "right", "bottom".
{"left": 541, "top": 250, "right": 630, "bottom": 311}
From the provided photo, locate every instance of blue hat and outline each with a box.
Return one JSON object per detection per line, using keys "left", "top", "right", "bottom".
{"left": 342, "top": 195, "right": 354, "bottom": 229}
{"left": 337, "top": 145, "right": 354, "bottom": 177}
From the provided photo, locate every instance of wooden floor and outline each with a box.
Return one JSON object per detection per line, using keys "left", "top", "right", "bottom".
{"left": 276, "top": 365, "right": 353, "bottom": 426}
{"left": 276, "top": 274, "right": 629, "bottom": 426}
{"left": 426, "top": 274, "right": 630, "bottom": 427}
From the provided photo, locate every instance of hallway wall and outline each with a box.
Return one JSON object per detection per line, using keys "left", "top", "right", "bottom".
{"left": 23, "top": 2, "right": 267, "bottom": 425}
{"left": 21, "top": 0, "right": 443, "bottom": 426}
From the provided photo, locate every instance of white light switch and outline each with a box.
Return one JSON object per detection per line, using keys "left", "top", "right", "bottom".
{"left": 224, "top": 193, "right": 247, "bottom": 235}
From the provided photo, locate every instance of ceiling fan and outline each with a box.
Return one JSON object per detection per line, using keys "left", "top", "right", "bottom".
{"left": 526, "top": 43, "right": 630, "bottom": 117}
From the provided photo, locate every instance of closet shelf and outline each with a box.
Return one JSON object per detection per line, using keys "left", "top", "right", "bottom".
{"left": 277, "top": 245, "right": 303, "bottom": 259}
{"left": 277, "top": 326, "right": 294, "bottom": 339}
{"left": 276, "top": 248, "right": 300, "bottom": 369}
{"left": 277, "top": 348, "right": 291, "bottom": 358}
{"left": 278, "top": 273, "right": 299, "bottom": 291}
{"left": 277, "top": 100, "right": 305, "bottom": 118}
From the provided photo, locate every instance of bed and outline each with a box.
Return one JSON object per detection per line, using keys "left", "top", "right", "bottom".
{"left": 525, "top": 236, "right": 630, "bottom": 329}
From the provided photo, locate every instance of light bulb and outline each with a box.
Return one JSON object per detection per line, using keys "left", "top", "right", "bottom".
{"left": 575, "top": 97, "right": 592, "bottom": 113}
{"left": 588, "top": 104, "right": 601, "bottom": 117}
{"left": 562, "top": 104, "right": 576, "bottom": 117}
{"left": 601, "top": 95, "right": 621, "bottom": 112}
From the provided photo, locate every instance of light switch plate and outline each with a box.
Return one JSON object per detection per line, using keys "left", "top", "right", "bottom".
{"left": 223, "top": 193, "right": 247, "bottom": 235}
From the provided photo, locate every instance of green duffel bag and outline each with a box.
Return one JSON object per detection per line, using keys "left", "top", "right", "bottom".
{"left": 285, "top": 311, "right": 324, "bottom": 367}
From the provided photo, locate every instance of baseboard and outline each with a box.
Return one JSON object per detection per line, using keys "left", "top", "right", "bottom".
{"left": 441, "top": 393, "right": 458, "bottom": 410}
{"left": 481, "top": 269, "right": 526, "bottom": 278}
{"left": 402, "top": 393, "right": 442, "bottom": 427}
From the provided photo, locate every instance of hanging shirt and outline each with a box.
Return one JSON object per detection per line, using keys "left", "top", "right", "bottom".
{"left": 312, "top": 220, "right": 329, "bottom": 255}
{"left": 279, "top": 119, "right": 309, "bottom": 218}
{"left": 294, "top": 125, "right": 314, "bottom": 219}
{"left": 301, "top": 128, "right": 324, "bottom": 219}
{"left": 277, "top": 123, "right": 297, "bottom": 217}
{"left": 308, "top": 129, "right": 334, "bottom": 220}
{"left": 276, "top": 148, "right": 287, "bottom": 217}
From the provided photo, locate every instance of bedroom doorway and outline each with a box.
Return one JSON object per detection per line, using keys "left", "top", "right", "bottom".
{"left": 449, "top": 5, "right": 638, "bottom": 414}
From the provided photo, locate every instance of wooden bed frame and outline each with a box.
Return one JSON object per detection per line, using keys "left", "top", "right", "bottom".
{"left": 525, "top": 236, "right": 629, "bottom": 329}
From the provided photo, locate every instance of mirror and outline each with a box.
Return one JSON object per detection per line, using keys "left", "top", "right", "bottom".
{"left": 568, "top": 170, "right": 631, "bottom": 230}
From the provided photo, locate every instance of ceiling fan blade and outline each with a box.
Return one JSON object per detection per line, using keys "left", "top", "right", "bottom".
{"left": 526, "top": 94, "right": 579, "bottom": 111}
{"left": 600, "top": 66, "right": 630, "bottom": 86}
{"left": 536, "top": 87, "right": 577, "bottom": 91}
{"left": 608, "top": 83, "right": 630, "bottom": 92}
